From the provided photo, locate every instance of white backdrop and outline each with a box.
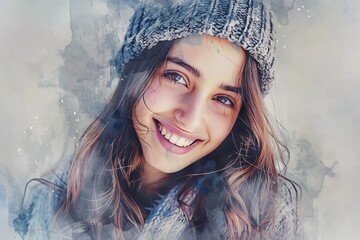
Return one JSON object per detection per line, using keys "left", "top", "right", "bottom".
{"left": 1, "top": 0, "right": 359, "bottom": 239}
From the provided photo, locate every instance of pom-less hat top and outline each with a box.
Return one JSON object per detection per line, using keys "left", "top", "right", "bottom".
{"left": 115, "top": 0, "right": 276, "bottom": 95}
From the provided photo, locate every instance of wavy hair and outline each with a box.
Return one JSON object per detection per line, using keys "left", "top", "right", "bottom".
{"left": 56, "top": 39, "right": 299, "bottom": 239}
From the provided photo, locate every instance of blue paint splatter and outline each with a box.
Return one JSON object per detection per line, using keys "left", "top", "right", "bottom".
{"left": 13, "top": 203, "right": 34, "bottom": 239}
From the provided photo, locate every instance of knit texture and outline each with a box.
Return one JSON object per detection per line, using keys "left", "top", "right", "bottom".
{"left": 115, "top": 0, "right": 276, "bottom": 95}
{"left": 13, "top": 161, "right": 302, "bottom": 239}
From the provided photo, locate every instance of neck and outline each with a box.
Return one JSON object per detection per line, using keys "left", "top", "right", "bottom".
{"left": 141, "top": 161, "right": 169, "bottom": 195}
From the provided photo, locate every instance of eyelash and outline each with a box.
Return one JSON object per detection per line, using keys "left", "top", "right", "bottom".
{"left": 162, "top": 71, "right": 188, "bottom": 87}
{"left": 161, "top": 71, "right": 235, "bottom": 108}
{"left": 213, "top": 95, "right": 235, "bottom": 108}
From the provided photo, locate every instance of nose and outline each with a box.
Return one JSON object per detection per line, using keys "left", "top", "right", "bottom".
{"left": 174, "top": 94, "right": 205, "bottom": 132}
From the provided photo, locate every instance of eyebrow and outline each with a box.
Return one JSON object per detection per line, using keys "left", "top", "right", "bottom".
{"left": 220, "top": 84, "right": 242, "bottom": 95}
{"left": 167, "top": 57, "right": 201, "bottom": 77}
{"left": 167, "top": 56, "right": 242, "bottom": 95}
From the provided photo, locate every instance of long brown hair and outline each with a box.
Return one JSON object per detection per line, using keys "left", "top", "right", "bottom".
{"left": 57, "top": 39, "right": 298, "bottom": 239}
{"left": 220, "top": 53, "right": 289, "bottom": 239}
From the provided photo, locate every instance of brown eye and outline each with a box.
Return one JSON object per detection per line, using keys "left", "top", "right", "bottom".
{"left": 162, "top": 71, "right": 188, "bottom": 87}
{"left": 213, "top": 95, "right": 234, "bottom": 108}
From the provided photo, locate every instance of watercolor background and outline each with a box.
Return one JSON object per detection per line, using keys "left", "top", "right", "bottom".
{"left": 1, "top": 0, "right": 359, "bottom": 239}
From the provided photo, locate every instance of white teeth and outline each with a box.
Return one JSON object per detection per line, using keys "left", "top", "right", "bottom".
{"left": 169, "top": 135, "right": 178, "bottom": 144}
{"left": 161, "top": 127, "right": 166, "bottom": 135}
{"left": 165, "top": 132, "right": 171, "bottom": 139}
{"left": 157, "top": 122, "right": 195, "bottom": 147}
{"left": 176, "top": 138, "right": 186, "bottom": 146}
{"left": 169, "top": 135, "right": 179, "bottom": 144}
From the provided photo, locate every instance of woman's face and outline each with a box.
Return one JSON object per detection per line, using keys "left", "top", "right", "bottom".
{"left": 133, "top": 35, "right": 246, "bottom": 179}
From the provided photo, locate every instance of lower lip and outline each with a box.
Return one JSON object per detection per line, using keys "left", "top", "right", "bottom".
{"left": 154, "top": 119, "right": 199, "bottom": 155}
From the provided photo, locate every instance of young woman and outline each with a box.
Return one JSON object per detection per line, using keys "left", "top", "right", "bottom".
{"left": 14, "top": 0, "right": 301, "bottom": 239}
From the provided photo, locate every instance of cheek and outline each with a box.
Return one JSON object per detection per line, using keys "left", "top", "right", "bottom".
{"left": 208, "top": 114, "right": 237, "bottom": 145}
{"left": 143, "top": 80, "right": 179, "bottom": 112}
{"left": 143, "top": 82, "right": 162, "bottom": 106}
{"left": 133, "top": 80, "right": 163, "bottom": 118}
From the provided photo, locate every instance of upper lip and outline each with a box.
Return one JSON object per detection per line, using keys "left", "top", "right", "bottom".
{"left": 154, "top": 118, "right": 202, "bottom": 142}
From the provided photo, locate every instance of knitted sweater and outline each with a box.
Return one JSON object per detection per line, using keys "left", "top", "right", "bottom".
{"left": 13, "top": 160, "right": 302, "bottom": 240}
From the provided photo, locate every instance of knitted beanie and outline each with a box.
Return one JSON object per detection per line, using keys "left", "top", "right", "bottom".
{"left": 114, "top": 0, "right": 276, "bottom": 95}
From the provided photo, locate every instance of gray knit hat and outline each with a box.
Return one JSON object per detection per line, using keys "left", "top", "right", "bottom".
{"left": 115, "top": 0, "right": 276, "bottom": 95}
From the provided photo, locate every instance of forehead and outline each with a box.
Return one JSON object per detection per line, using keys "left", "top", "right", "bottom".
{"left": 168, "top": 35, "right": 246, "bottom": 85}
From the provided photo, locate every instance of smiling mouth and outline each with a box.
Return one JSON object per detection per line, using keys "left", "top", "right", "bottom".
{"left": 154, "top": 119, "right": 199, "bottom": 148}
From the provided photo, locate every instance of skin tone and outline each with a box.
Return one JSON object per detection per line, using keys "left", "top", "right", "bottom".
{"left": 133, "top": 34, "right": 246, "bottom": 187}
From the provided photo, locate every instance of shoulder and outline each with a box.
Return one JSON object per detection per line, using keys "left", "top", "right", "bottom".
{"left": 195, "top": 176, "right": 303, "bottom": 240}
